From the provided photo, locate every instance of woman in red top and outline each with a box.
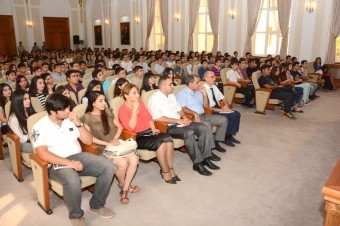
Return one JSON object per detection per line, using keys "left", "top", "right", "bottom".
{"left": 118, "top": 83, "right": 180, "bottom": 184}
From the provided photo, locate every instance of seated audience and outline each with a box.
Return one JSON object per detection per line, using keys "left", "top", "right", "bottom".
{"left": 258, "top": 65, "right": 295, "bottom": 119}
{"left": 113, "top": 78, "right": 129, "bottom": 98}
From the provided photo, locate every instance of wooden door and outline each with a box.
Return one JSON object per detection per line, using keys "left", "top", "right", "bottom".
{"left": 43, "top": 17, "right": 70, "bottom": 50}
{"left": 0, "top": 15, "right": 17, "bottom": 56}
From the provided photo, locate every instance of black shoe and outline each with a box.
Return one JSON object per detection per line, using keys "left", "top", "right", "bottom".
{"left": 209, "top": 152, "right": 221, "bottom": 161}
{"left": 214, "top": 142, "right": 226, "bottom": 153}
{"left": 224, "top": 139, "right": 235, "bottom": 147}
{"left": 203, "top": 159, "right": 220, "bottom": 170}
{"left": 160, "top": 170, "right": 177, "bottom": 184}
{"left": 193, "top": 163, "right": 212, "bottom": 176}
{"left": 230, "top": 136, "right": 241, "bottom": 144}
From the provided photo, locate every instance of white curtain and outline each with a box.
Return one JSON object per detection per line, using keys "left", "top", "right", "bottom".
{"left": 244, "top": 0, "right": 261, "bottom": 55}
{"left": 207, "top": 0, "right": 220, "bottom": 53}
{"left": 145, "top": 0, "right": 155, "bottom": 50}
{"left": 159, "top": 0, "right": 168, "bottom": 49}
{"left": 188, "top": 0, "right": 201, "bottom": 52}
{"left": 325, "top": 0, "right": 340, "bottom": 63}
{"left": 277, "top": 0, "right": 292, "bottom": 57}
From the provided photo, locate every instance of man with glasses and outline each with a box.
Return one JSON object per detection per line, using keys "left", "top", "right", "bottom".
{"left": 203, "top": 71, "right": 242, "bottom": 147}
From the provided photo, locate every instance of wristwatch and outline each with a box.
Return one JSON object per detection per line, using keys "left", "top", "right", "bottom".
{"left": 76, "top": 122, "right": 84, "bottom": 128}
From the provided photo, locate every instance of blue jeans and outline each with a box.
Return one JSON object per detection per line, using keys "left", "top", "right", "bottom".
{"left": 49, "top": 152, "right": 115, "bottom": 219}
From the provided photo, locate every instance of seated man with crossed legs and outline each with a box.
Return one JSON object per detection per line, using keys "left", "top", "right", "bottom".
{"left": 203, "top": 71, "right": 242, "bottom": 147}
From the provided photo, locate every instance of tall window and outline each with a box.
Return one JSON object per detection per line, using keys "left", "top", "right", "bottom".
{"left": 194, "top": 0, "right": 214, "bottom": 52}
{"left": 253, "top": 0, "right": 282, "bottom": 56}
{"left": 149, "top": 0, "right": 165, "bottom": 50}
{"left": 336, "top": 36, "right": 340, "bottom": 62}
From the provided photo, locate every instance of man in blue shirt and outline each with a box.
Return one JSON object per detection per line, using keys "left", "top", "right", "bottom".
{"left": 176, "top": 75, "right": 228, "bottom": 154}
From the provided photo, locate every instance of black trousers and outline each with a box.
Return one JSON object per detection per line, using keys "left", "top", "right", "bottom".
{"left": 236, "top": 87, "right": 253, "bottom": 105}
{"left": 213, "top": 111, "right": 241, "bottom": 137}
{"left": 271, "top": 90, "right": 293, "bottom": 113}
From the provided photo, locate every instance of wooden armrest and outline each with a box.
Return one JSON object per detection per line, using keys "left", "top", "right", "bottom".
{"left": 223, "top": 83, "right": 238, "bottom": 88}
{"left": 153, "top": 74, "right": 161, "bottom": 77}
{"left": 239, "top": 80, "right": 249, "bottom": 89}
{"left": 30, "top": 153, "right": 48, "bottom": 169}
{"left": 121, "top": 130, "right": 136, "bottom": 140}
{"left": 154, "top": 121, "right": 168, "bottom": 133}
{"left": 204, "top": 107, "right": 214, "bottom": 115}
{"left": 6, "top": 132, "right": 20, "bottom": 143}
{"left": 255, "top": 88, "right": 273, "bottom": 94}
{"left": 79, "top": 140, "right": 99, "bottom": 155}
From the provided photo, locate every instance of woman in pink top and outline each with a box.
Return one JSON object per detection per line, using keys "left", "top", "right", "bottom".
{"left": 118, "top": 83, "right": 180, "bottom": 184}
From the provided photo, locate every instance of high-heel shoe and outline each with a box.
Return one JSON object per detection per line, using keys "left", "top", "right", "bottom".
{"left": 169, "top": 168, "right": 181, "bottom": 181}
{"left": 160, "top": 169, "right": 176, "bottom": 184}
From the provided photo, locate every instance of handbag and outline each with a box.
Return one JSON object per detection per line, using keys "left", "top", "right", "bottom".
{"left": 103, "top": 138, "right": 138, "bottom": 158}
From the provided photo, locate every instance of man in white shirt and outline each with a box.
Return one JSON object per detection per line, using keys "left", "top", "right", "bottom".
{"left": 154, "top": 57, "right": 165, "bottom": 74}
{"left": 31, "top": 93, "right": 115, "bottom": 226}
{"left": 226, "top": 58, "right": 254, "bottom": 107}
{"left": 51, "top": 63, "right": 66, "bottom": 84}
{"left": 203, "top": 71, "right": 242, "bottom": 147}
{"left": 120, "top": 54, "right": 133, "bottom": 74}
{"left": 148, "top": 76, "right": 221, "bottom": 176}
{"left": 186, "top": 56, "right": 194, "bottom": 75}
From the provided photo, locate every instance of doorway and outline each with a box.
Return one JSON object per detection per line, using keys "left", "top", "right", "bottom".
{"left": 43, "top": 17, "right": 70, "bottom": 50}
{"left": 0, "top": 15, "right": 17, "bottom": 56}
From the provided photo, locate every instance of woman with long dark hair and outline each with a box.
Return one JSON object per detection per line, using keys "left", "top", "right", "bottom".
{"left": 113, "top": 78, "right": 129, "bottom": 98}
{"left": 15, "top": 75, "right": 29, "bottom": 90}
{"left": 8, "top": 89, "right": 36, "bottom": 152}
{"left": 81, "top": 80, "right": 103, "bottom": 104}
{"left": 0, "top": 83, "right": 12, "bottom": 134}
{"left": 28, "top": 76, "right": 48, "bottom": 109}
{"left": 140, "top": 72, "right": 158, "bottom": 95}
{"left": 83, "top": 91, "right": 139, "bottom": 204}
{"left": 162, "top": 67, "right": 178, "bottom": 86}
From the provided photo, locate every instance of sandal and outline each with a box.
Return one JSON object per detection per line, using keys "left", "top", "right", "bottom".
{"left": 120, "top": 190, "right": 129, "bottom": 204}
{"left": 284, "top": 112, "right": 297, "bottom": 120}
{"left": 127, "top": 185, "right": 141, "bottom": 193}
{"left": 169, "top": 168, "right": 181, "bottom": 181}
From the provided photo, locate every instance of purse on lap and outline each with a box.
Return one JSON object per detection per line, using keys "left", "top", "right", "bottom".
{"left": 103, "top": 138, "right": 138, "bottom": 158}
